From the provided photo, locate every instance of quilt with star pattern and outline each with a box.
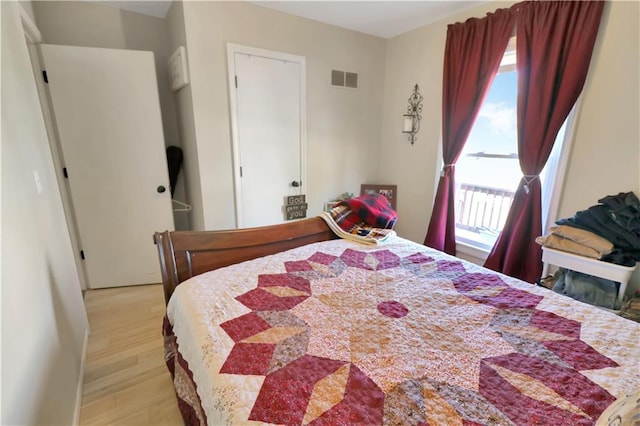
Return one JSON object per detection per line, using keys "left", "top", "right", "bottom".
{"left": 163, "top": 236, "right": 640, "bottom": 425}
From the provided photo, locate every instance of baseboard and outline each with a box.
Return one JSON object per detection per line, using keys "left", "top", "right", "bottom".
{"left": 73, "top": 327, "right": 90, "bottom": 426}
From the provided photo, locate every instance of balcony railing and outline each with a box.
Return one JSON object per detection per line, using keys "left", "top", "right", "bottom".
{"left": 455, "top": 183, "right": 515, "bottom": 233}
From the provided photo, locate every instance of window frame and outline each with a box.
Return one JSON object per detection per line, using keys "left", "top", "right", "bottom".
{"left": 453, "top": 36, "right": 579, "bottom": 261}
{"left": 454, "top": 41, "right": 518, "bottom": 253}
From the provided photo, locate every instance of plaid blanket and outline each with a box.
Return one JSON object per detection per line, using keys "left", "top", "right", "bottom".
{"left": 318, "top": 194, "right": 396, "bottom": 245}
{"left": 343, "top": 193, "right": 397, "bottom": 229}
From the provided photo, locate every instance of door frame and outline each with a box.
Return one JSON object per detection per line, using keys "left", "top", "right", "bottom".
{"left": 226, "top": 43, "right": 307, "bottom": 228}
{"left": 20, "top": 7, "right": 89, "bottom": 291}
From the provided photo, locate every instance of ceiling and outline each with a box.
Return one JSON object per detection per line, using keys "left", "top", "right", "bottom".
{"left": 90, "top": 1, "right": 173, "bottom": 18}
{"left": 92, "top": 1, "right": 487, "bottom": 39}
{"left": 250, "top": 1, "right": 487, "bottom": 38}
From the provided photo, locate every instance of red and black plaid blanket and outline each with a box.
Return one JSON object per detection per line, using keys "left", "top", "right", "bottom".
{"left": 342, "top": 193, "right": 397, "bottom": 229}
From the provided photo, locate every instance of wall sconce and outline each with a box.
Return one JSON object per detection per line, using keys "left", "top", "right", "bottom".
{"left": 402, "top": 84, "right": 423, "bottom": 145}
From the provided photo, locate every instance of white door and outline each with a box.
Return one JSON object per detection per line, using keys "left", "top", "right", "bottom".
{"left": 40, "top": 44, "right": 174, "bottom": 288}
{"left": 228, "top": 45, "right": 306, "bottom": 228}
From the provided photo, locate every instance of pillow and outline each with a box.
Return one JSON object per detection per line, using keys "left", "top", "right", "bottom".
{"left": 536, "top": 234, "right": 603, "bottom": 259}
{"left": 550, "top": 225, "right": 614, "bottom": 255}
{"left": 596, "top": 389, "right": 640, "bottom": 426}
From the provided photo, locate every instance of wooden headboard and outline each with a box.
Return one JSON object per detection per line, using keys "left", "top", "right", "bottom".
{"left": 153, "top": 217, "right": 337, "bottom": 304}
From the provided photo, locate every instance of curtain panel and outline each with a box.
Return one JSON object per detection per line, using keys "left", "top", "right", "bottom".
{"left": 424, "top": 8, "right": 515, "bottom": 254}
{"left": 483, "top": 0, "right": 605, "bottom": 282}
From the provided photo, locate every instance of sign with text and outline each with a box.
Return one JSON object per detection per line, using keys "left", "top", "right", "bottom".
{"left": 284, "top": 195, "right": 307, "bottom": 220}
{"left": 286, "top": 195, "right": 306, "bottom": 205}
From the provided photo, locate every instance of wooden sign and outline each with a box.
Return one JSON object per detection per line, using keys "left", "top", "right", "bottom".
{"left": 286, "top": 195, "right": 306, "bottom": 205}
{"left": 284, "top": 195, "right": 307, "bottom": 220}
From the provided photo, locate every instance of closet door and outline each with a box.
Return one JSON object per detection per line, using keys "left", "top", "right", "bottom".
{"left": 228, "top": 45, "right": 307, "bottom": 228}
{"left": 41, "top": 44, "right": 174, "bottom": 288}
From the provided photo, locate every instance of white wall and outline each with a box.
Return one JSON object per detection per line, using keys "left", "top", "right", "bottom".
{"left": 166, "top": 0, "right": 204, "bottom": 230}
{"left": 1, "top": 1, "right": 89, "bottom": 424}
{"left": 556, "top": 1, "right": 640, "bottom": 220}
{"left": 380, "top": 0, "right": 640, "bottom": 292}
{"left": 18, "top": 0, "right": 35, "bottom": 21}
{"left": 171, "top": 0, "right": 386, "bottom": 230}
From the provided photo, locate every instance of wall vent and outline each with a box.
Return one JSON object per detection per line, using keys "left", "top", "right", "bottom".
{"left": 345, "top": 72, "right": 358, "bottom": 88}
{"left": 331, "top": 70, "right": 345, "bottom": 86}
{"left": 331, "top": 69, "right": 358, "bottom": 88}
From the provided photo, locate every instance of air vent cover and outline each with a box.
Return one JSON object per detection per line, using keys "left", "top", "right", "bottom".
{"left": 331, "top": 70, "right": 345, "bottom": 86}
{"left": 331, "top": 69, "right": 358, "bottom": 89}
{"left": 345, "top": 72, "right": 358, "bottom": 88}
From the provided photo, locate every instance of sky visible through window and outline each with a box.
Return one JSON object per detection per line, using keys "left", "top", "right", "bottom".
{"left": 457, "top": 70, "right": 521, "bottom": 192}
{"left": 455, "top": 46, "right": 569, "bottom": 247}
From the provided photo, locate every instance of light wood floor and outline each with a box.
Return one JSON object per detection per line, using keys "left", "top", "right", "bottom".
{"left": 79, "top": 284, "right": 183, "bottom": 425}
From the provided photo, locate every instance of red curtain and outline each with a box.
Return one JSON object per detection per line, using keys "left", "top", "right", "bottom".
{"left": 424, "top": 8, "right": 515, "bottom": 254}
{"left": 484, "top": 0, "right": 605, "bottom": 283}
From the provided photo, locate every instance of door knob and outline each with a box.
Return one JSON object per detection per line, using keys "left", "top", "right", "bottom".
{"left": 291, "top": 181, "right": 301, "bottom": 187}
{"left": 157, "top": 185, "right": 166, "bottom": 193}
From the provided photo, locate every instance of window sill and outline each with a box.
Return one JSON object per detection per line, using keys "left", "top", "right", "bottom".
{"left": 455, "top": 240, "right": 490, "bottom": 264}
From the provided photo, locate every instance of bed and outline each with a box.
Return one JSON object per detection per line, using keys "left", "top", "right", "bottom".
{"left": 154, "top": 217, "right": 639, "bottom": 425}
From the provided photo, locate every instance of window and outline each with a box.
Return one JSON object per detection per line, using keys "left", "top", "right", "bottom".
{"left": 455, "top": 38, "right": 571, "bottom": 252}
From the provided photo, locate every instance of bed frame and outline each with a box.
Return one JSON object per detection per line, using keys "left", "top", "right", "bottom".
{"left": 153, "top": 217, "right": 337, "bottom": 304}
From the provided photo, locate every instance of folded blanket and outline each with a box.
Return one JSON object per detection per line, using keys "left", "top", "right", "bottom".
{"left": 550, "top": 225, "right": 613, "bottom": 255}
{"left": 342, "top": 193, "right": 397, "bottom": 229}
{"left": 318, "top": 203, "right": 395, "bottom": 245}
{"left": 536, "top": 234, "right": 603, "bottom": 259}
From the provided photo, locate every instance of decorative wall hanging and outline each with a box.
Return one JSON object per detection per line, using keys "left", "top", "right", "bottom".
{"left": 402, "top": 84, "right": 423, "bottom": 145}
